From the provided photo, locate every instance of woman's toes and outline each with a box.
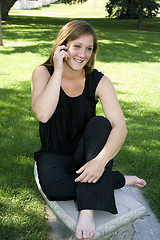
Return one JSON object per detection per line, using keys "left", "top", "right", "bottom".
{"left": 83, "top": 229, "right": 88, "bottom": 239}
{"left": 75, "top": 228, "right": 83, "bottom": 239}
{"left": 91, "top": 230, "right": 95, "bottom": 238}
{"left": 125, "top": 176, "right": 146, "bottom": 188}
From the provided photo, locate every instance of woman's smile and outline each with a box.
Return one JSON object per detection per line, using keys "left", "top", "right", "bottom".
{"left": 74, "top": 58, "right": 84, "bottom": 63}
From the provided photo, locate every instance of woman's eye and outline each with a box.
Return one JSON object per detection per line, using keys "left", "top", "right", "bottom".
{"left": 74, "top": 45, "right": 80, "bottom": 48}
{"left": 87, "top": 47, "right": 92, "bottom": 51}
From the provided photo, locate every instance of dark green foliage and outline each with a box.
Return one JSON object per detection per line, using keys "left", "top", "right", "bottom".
{"left": 106, "top": 0, "right": 160, "bottom": 19}
{"left": 144, "top": 0, "right": 160, "bottom": 17}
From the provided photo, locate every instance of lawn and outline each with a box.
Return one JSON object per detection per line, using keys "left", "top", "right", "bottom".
{"left": 0, "top": 0, "right": 160, "bottom": 239}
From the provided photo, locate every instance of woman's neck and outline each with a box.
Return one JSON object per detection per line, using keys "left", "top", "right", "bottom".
{"left": 63, "top": 62, "right": 85, "bottom": 80}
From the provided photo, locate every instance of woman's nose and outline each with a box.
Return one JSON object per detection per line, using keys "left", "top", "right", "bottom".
{"left": 79, "top": 48, "right": 86, "bottom": 58}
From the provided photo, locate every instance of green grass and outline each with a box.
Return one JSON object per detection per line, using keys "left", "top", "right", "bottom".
{"left": 0, "top": 0, "right": 160, "bottom": 239}
{"left": 10, "top": 0, "right": 107, "bottom": 18}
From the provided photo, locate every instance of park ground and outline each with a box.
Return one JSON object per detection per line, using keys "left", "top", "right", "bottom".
{"left": 0, "top": 0, "right": 160, "bottom": 239}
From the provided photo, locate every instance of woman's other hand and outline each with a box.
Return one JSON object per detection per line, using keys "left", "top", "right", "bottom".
{"left": 75, "top": 157, "right": 106, "bottom": 184}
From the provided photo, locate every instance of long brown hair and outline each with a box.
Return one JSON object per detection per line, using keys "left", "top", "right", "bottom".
{"left": 44, "top": 20, "right": 98, "bottom": 74}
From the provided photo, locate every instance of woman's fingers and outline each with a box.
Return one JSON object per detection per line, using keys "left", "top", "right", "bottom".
{"left": 75, "top": 168, "right": 99, "bottom": 183}
{"left": 54, "top": 49, "right": 69, "bottom": 60}
{"left": 75, "top": 159, "right": 105, "bottom": 183}
{"left": 53, "top": 45, "right": 70, "bottom": 60}
{"left": 58, "top": 50, "right": 70, "bottom": 61}
{"left": 76, "top": 165, "right": 86, "bottom": 174}
{"left": 55, "top": 45, "right": 68, "bottom": 53}
{"left": 54, "top": 45, "right": 69, "bottom": 57}
{"left": 75, "top": 170, "right": 87, "bottom": 182}
{"left": 53, "top": 45, "right": 70, "bottom": 71}
{"left": 75, "top": 172, "right": 98, "bottom": 183}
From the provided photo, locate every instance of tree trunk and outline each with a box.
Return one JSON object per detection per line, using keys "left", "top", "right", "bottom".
{"left": 0, "top": 0, "right": 3, "bottom": 46}
{"left": 138, "top": 0, "right": 145, "bottom": 29}
{"left": 1, "top": 0, "right": 17, "bottom": 21}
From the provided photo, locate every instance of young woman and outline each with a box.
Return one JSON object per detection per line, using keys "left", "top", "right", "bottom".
{"left": 31, "top": 20, "right": 146, "bottom": 240}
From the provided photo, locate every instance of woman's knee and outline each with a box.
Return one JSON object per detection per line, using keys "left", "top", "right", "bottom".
{"left": 85, "top": 116, "right": 112, "bottom": 137}
{"left": 37, "top": 163, "right": 77, "bottom": 201}
{"left": 77, "top": 116, "right": 112, "bottom": 162}
{"left": 38, "top": 173, "right": 75, "bottom": 201}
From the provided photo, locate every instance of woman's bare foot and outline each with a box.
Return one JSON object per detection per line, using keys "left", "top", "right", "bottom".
{"left": 75, "top": 210, "right": 95, "bottom": 239}
{"left": 125, "top": 176, "right": 146, "bottom": 188}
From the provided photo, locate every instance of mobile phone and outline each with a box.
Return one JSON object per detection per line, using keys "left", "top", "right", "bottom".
{"left": 61, "top": 42, "right": 67, "bottom": 51}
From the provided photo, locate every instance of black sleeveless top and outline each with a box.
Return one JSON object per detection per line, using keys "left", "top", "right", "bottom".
{"left": 34, "top": 65, "right": 103, "bottom": 160}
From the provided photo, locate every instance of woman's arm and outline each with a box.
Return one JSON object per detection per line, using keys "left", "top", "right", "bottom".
{"left": 31, "top": 66, "right": 62, "bottom": 123}
{"left": 75, "top": 75, "right": 127, "bottom": 183}
{"left": 95, "top": 75, "right": 127, "bottom": 164}
{"left": 31, "top": 45, "right": 69, "bottom": 123}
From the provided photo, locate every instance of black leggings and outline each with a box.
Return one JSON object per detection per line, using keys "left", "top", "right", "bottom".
{"left": 36, "top": 116, "right": 125, "bottom": 214}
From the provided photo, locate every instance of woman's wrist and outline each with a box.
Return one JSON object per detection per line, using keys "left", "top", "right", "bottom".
{"left": 53, "top": 69, "right": 63, "bottom": 77}
{"left": 95, "top": 151, "right": 110, "bottom": 167}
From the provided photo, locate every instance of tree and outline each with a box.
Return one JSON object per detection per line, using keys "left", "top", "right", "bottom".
{"left": 1, "top": 0, "right": 17, "bottom": 21}
{"left": 138, "top": 0, "right": 145, "bottom": 29}
{"left": 106, "top": 0, "right": 160, "bottom": 29}
{"left": 138, "top": 0, "right": 159, "bottom": 28}
{"left": 0, "top": 0, "right": 3, "bottom": 46}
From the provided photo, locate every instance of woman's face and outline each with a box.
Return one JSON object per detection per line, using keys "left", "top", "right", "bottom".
{"left": 65, "top": 34, "right": 94, "bottom": 71}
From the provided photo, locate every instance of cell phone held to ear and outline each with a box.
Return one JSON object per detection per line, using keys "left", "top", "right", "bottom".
{"left": 60, "top": 43, "right": 70, "bottom": 61}
{"left": 61, "top": 42, "right": 67, "bottom": 51}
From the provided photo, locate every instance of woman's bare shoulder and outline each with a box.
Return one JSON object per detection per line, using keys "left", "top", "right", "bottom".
{"left": 95, "top": 74, "right": 114, "bottom": 97}
{"left": 32, "top": 65, "right": 51, "bottom": 83}
{"left": 32, "top": 65, "right": 50, "bottom": 76}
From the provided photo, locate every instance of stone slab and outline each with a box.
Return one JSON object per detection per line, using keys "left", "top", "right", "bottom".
{"left": 34, "top": 163, "right": 146, "bottom": 239}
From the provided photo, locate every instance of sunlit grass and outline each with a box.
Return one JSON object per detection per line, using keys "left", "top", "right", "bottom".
{"left": 0, "top": 1, "right": 160, "bottom": 239}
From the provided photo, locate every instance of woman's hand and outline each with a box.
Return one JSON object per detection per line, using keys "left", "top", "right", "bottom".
{"left": 75, "top": 157, "right": 106, "bottom": 184}
{"left": 53, "top": 45, "right": 70, "bottom": 72}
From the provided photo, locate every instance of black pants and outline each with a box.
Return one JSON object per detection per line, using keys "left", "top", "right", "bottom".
{"left": 36, "top": 116, "right": 125, "bottom": 214}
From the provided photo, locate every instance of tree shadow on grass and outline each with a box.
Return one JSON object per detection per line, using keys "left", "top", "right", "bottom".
{"left": 0, "top": 81, "right": 38, "bottom": 166}
{"left": 119, "top": 100, "right": 160, "bottom": 220}
{"left": 97, "top": 96, "right": 160, "bottom": 220}
{"left": 0, "top": 200, "right": 47, "bottom": 240}
{"left": 1, "top": 16, "right": 160, "bottom": 62}
{"left": 97, "top": 95, "right": 160, "bottom": 220}
{"left": 0, "top": 80, "right": 39, "bottom": 153}
{"left": 0, "top": 80, "right": 47, "bottom": 239}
